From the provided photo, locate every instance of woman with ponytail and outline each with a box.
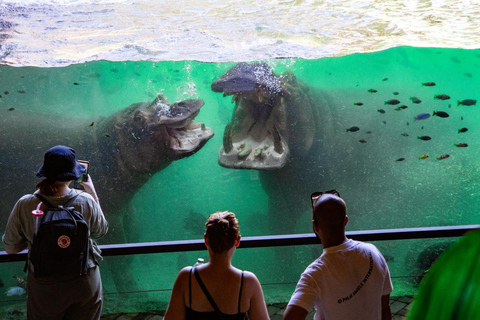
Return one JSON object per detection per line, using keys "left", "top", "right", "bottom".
{"left": 164, "top": 211, "right": 269, "bottom": 320}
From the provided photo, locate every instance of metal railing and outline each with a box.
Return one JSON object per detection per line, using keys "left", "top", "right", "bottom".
{"left": 2, "top": 225, "right": 479, "bottom": 263}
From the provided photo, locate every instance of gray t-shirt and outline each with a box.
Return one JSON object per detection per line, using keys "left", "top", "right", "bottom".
{"left": 2, "top": 188, "right": 108, "bottom": 269}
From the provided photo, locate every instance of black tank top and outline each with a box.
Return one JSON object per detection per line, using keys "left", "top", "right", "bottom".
{"left": 186, "top": 266, "right": 247, "bottom": 320}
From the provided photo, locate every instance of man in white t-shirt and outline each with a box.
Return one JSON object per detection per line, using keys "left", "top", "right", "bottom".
{"left": 284, "top": 190, "right": 393, "bottom": 320}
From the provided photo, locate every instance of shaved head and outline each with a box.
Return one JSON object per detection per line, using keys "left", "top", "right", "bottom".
{"left": 313, "top": 194, "right": 347, "bottom": 235}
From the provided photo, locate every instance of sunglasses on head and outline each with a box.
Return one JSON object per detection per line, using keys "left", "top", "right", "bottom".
{"left": 310, "top": 190, "right": 341, "bottom": 208}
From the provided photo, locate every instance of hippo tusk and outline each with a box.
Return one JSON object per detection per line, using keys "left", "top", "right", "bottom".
{"left": 273, "top": 125, "right": 284, "bottom": 154}
{"left": 238, "top": 144, "right": 252, "bottom": 158}
{"left": 223, "top": 122, "right": 233, "bottom": 153}
{"left": 231, "top": 94, "right": 238, "bottom": 104}
{"left": 257, "top": 90, "right": 263, "bottom": 103}
{"left": 254, "top": 148, "right": 262, "bottom": 157}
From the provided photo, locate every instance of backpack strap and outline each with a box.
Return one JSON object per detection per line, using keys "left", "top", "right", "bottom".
{"left": 35, "top": 194, "right": 79, "bottom": 208}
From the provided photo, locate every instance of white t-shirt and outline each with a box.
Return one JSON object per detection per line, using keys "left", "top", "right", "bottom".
{"left": 288, "top": 239, "right": 393, "bottom": 320}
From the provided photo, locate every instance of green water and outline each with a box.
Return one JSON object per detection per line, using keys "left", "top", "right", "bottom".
{"left": 1, "top": 46, "right": 480, "bottom": 314}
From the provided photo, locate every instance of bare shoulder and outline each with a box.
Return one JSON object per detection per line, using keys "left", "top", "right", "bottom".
{"left": 242, "top": 270, "right": 261, "bottom": 286}
{"left": 175, "top": 266, "right": 193, "bottom": 283}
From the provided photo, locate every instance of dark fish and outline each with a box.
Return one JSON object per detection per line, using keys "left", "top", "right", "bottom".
{"left": 382, "top": 121, "right": 387, "bottom": 125}
{"left": 448, "top": 104, "right": 451, "bottom": 108}
{"left": 359, "top": 139, "right": 367, "bottom": 143}
{"left": 104, "top": 133, "right": 111, "bottom": 138}
{"left": 18, "top": 90, "right": 26, "bottom": 94}
{"left": 457, "top": 99, "right": 477, "bottom": 106}
{"left": 422, "top": 82, "right": 436, "bottom": 86}
{"left": 458, "top": 127, "right": 468, "bottom": 133}
{"left": 346, "top": 126, "right": 360, "bottom": 132}
{"left": 73, "top": 82, "right": 79, "bottom": 85}
{"left": 410, "top": 97, "right": 422, "bottom": 104}
{"left": 419, "top": 154, "right": 429, "bottom": 160}
{"left": 418, "top": 136, "right": 432, "bottom": 141}
{"left": 385, "top": 99, "right": 400, "bottom": 105}
{"left": 368, "top": 89, "right": 378, "bottom": 93}
{"left": 461, "top": 116, "right": 464, "bottom": 120}
{"left": 464, "top": 73, "right": 473, "bottom": 78}
{"left": 415, "top": 113, "right": 430, "bottom": 120}
{"left": 433, "top": 111, "right": 449, "bottom": 118}
{"left": 377, "top": 109, "right": 386, "bottom": 114}
{"left": 353, "top": 102, "right": 364, "bottom": 106}
{"left": 455, "top": 143, "right": 468, "bottom": 147}
{"left": 366, "top": 131, "right": 373, "bottom": 134}
{"left": 4, "top": 91, "right": 9, "bottom": 95}
{"left": 395, "top": 105, "right": 408, "bottom": 111}
{"left": 437, "top": 154, "right": 450, "bottom": 160}
{"left": 382, "top": 78, "right": 388, "bottom": 81}
{"left": 406, "top": 121, "right": 410, "bottom": 125}
{"left": 8, "top": 107, "right": 15, "bottom": 111}
{"left": 434, "top": 94, "right": 450, "bottom": 100}
{"left": 401, "top": 133, "right": 409, "bottom": 137}
{"left": 393, "top": 92, "right": 399, "bottom": 95}
{"left": 89, "top": 122, "right": 95, "bottom": 127}
{"left": 396, "top": 157, "right": 405, "bottom": 162}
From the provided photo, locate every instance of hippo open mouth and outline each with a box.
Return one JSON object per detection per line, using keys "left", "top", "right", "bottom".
{"left": 212, "top": 62, "right": 289, "bottom": 170}
{"left": 130, "top": 94, "right": 214, "bottom": 154}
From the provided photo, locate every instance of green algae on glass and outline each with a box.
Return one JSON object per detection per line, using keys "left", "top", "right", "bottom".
{"left": 407, "top": 229, "right": 480, "bottom": 320}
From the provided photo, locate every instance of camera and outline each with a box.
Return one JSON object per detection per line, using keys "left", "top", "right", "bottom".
{"left": 77, "top": 160, "right": 89, "bottom": 182}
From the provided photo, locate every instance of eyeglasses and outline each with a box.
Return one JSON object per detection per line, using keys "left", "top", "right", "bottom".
{"left": 310, "top": 190, "right": 341, "bottom": 208}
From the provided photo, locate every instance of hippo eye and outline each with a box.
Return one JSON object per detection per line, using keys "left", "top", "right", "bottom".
{"left": 134, "top": 111, "right": 146, "bottom": 124}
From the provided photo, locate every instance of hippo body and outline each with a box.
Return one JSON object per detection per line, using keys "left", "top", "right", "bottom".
{"left": 0, "top": 94, "right": 214, "bottom": 290}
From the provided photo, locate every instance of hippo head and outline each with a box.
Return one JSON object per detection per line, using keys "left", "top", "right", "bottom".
{"left": 212, "top": 62, "right": 290, "bottom": 170}
{"left": 112, "top": 94, "right": 214, "bottom": 173}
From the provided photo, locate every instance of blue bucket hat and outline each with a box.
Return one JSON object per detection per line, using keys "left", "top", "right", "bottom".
{"left": 36, "top": 145, "right": 86, "bottom": 181}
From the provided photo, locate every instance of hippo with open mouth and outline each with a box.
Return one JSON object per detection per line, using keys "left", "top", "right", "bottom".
{"left": 0, "top": 93, "right": 214, "bottom": 291}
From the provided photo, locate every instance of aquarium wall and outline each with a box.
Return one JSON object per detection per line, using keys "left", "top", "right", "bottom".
{"left": 1, "top": 47, "right": 479, "bottom": 313}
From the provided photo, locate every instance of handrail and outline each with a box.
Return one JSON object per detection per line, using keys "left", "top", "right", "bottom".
{"left": 1, "top": 224, "right": 479, "bottom": 263}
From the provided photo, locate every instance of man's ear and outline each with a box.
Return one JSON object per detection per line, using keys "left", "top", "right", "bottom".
{"left": 344, "top": 215, "right": 349, "bottom": 226}
{"left": 204, "top": 234, "right": 209, "bottom": 247}
{"left": 235, "top": 236, "right": 241, "bottom": 247}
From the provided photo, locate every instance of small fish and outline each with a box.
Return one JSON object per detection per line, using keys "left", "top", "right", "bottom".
{"left": 401, "top": 133, "right": 409, "bottom": 137}
{"left": 395, "top": 105, "right": 408, "bottom": 111}
{"left": 6, "top": 287, "right": 26, "bottom": 296}
{"left": 415, "top": 113, "right": 430, "bottom": 120}
{"left": 382, "top": 78, "right": 388, "bottom": 81}
{"left": 353, "top": 102, "right": 364, "bottom": 106}
{"left": 382, "top": 121, "right": 386, "bottom": 125}
{"left": 458, "top": 99, "right": 477, "bottom": 106}
{"left": 418, "top": 136, "right": 432, "bottom": 141}
{"left": 434, "top": 94, "right": 450, "bottom": 100}
{"left": 422, "top": 82, "right": 436, "bottom": 86}
{"left": 377, "top": 109, "right": 386, "bottom": 114}
{"left": 73, "top": 82, "right": 79, "bottom": 85}
{"left": 464, "top": 73, "right": 473, "bottom": 78}
{"left": 455, "top": 143, "right": 468, "bottom": 147}
{"left": 385, "top": 99, "right": 400, "bottom": 105}
{"left": 104, "top": 133, "right": 111, "bottom": 138}
{"left": 461, "top": 116, "right": 464, "bottom": 120}
{"left": 89, "top": 122, "right": 94, "bottom": 127}
{"left": 396, "top": 157, "right": 405, "bottom": 162}
{"left": 410, "top": 97, "right": 422, "bottom": 104}
{"left": 366, "top": 131, "right": 372, "bottom": 134}
{"left": 8, "top": 107, "right": 15, "bottom": 111}
{"left": 458, "top": 127, "right": 468, "bottom": 133}
{"left": 4, "top": 91, "right": 9, "bottom": 95}
{"left": 17, "top": 90, "right": 26, "bottom": 94}
{"left": 406, "top": 121, "right": 410, "bottom": 125}
{"left": 368, "top": 89, "right": 378, "bottom": 93}
{"left": 433, "top": 111, "right": 449, "bottom": 118}
{"left": 393, "top": 92, "right": 399, "bottom": 95}
{"left": 419, "top": 154, "right": 429, "bottom": 160}
{"left": 437, "top": 154, "right": 450, "bottom": 160}
{"left": 359, "top": 139, "right": 367, "bottom": 143}
{"left": 346, "top": 126, "right": 360, "bottom": 132}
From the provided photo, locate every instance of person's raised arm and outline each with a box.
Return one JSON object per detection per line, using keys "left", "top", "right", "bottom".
{"left": 80, "top": 174, "right": 100, "bottom": 204}
{"left": 283, "top": 305, "right": 308, "bottom": 320}
{"left": 381, "top": 294, "right": 392, "bottom": 320}
{"left": 164, "top": 267, "right": 189, "bottom": 320}
{"left": 245, "top": 272, "right": 270, "bottom": 320}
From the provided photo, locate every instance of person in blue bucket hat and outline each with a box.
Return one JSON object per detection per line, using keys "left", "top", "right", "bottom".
{"left": 3, "top": 145, "right": 108, "bottom": 320}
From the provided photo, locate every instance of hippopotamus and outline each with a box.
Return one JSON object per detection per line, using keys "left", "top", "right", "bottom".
{"left": 0, "top": 93, "right": 214, "bottom": 291}
{"left": 211, "top": 62, "right": 387, "bottom": 235}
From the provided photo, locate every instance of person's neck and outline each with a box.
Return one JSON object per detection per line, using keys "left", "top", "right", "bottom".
{"left": 207, "top": 249, "right": 235, "bottom": 269}
{"left": 53, "top": 182, "right": 72, "bottom": 197}
{"left": 321, "top": 235, "right": 347, "bottom": 249}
